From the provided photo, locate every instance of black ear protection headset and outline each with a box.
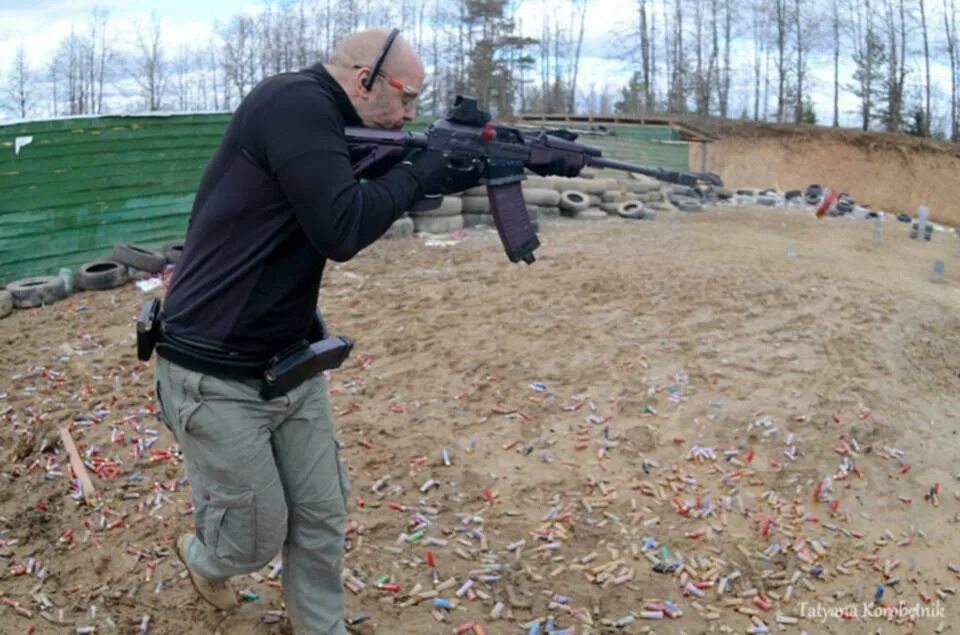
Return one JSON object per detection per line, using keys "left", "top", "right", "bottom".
{"left": 361, "top": 28, "right": 401, "bottom": 92}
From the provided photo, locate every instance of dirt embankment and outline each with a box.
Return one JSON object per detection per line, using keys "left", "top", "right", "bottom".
{"left": 690, "top": 124, "right": 960, "bottom": 225}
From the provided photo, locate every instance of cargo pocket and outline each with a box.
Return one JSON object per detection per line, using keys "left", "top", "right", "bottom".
{"left": 193, "top": 476, "right": 256, "bottom": 567}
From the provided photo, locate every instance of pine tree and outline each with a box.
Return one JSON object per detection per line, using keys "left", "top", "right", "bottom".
{"left": 849, "top": 29, "right": 886, "bottom": 130}
{"left": 460, "top": 0, "right": 536, "bottom": 116}
{"left": 615, "top": 71, "right": 644, "bottom": 115}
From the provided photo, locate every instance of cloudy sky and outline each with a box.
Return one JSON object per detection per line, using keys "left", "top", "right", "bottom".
{"left": 0, "top": 0, "right": 955, "bottom": 129}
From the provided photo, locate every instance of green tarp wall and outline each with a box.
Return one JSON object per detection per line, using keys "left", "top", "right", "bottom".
{"left": 0, "top": 114, "right": 231, "bottom": 285}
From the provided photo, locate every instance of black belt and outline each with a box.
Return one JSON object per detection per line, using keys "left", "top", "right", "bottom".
{"left": 155, "top": 327, "right": 270, "bottom": 380}
{"left": 141, "top": 304, "right": 352, "bottom": 399}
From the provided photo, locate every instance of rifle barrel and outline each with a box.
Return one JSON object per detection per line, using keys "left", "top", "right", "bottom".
{"left": 586, "top": 156, "right": 671, "bottom": 181}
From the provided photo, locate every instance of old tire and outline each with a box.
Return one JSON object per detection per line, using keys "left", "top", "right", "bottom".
{"left": 559, "top": 190, "right": 591, "bottom": 213}
{"left": 523, "top": 188, "right": 561, "bottom": 207}
{"left": 623, "top": 181, "right": 659, "bottom": 194}
{"left": 7, "top": 276, "right": 67, "bottom": 308}
{"left": 384, "top": 216, "right": 415, "bottom": 239}
{"left": 616, "top": 201, "right": 647, "bottom": 219}
{"left": 675, "top": 198, "right": 703, "bottom": 212}
{"left": 648, "top": 201, "right": 676, "bottom": 212}
{"left": 642, "top": 191, "right": 664, "bottom": 203}
{"left": 112, "top": 242, "right": 167, "bottom": 273}
{"left": 463, "top": 213, "right": 493, "bottom": 227}
{"left": 0, "top": 290, "right": 12, "bottom": 319}
{"left": 76, "top": 260, "right": 128, "bottom": 291}
{"left": 413, "top": 214, "right": 464, "bottom": 234}
{"left": 575, "top": 207, "right": 608, "bottom": 220}
{"left": 522, "top": 175, "right": 554, "bottom": 189}
{"left": 461, "top": 196, "right": 491, "bottom": 214}
{"left": 757, "top": 195, "right": 778, "bottom": 207}
{"left": 163, "top": 242, "right": 184, "bottom": 264}
{"left": 670, "top": 186, "right": 699, "bottom": 198}
{"left": 600, "top": 201, "right": 622, "bottom": 213}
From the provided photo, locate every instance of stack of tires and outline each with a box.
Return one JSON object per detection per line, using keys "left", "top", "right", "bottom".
{"left": 460, "top": 186, "right": 494, "bottom": 227}
{"left": 667, "top": 186, "right": 704, "bottom": 212}
{"left": 409, "top": 196, "right": 464, "bottom": 233}
{"left": 554, "top": 176, "right": 615, "bottom": 220}
{"left": 384, "top": 214, "right": 414, "bottom": 239}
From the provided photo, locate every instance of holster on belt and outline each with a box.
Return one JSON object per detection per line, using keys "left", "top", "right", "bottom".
{"left": 137, "top": 298, "right": 161, "bottom": 361}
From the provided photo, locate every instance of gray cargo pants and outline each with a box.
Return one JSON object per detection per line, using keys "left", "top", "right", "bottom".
{"left": 155, "top": 356, "right": 350, "bottom": 635}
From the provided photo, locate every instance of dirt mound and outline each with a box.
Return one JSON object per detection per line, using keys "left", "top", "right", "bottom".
{"left": 690, "top": 122, "right": 960, "bottom": 225}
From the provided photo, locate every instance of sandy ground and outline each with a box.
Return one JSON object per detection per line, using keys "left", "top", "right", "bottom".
{"left": 2, "top": 207, "right": 960, "bottom": 635}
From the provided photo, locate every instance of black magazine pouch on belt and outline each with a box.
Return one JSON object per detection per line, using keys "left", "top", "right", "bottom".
{"left": 260, "top": 310, "right": 354, "bottom": 400}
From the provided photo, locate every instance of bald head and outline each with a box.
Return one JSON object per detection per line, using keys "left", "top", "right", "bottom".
{"left": 329, "top": 28, "right": 423, "bottom": 79}
{"left": 326, "top": 28, "right": 425, "bottom": 129}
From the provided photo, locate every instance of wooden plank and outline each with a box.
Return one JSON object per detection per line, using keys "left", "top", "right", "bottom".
{"left": 59, "top": 427, "right": 99, "bottom": 507}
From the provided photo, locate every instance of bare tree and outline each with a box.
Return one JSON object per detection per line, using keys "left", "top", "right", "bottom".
{"left": 793, "top": 0, "right": 805, "bottom": 122}
{"left": 171, "top": 44, "right": 193, "bottom": 111}
{"left": 918, "top": 0, "right": 931, "bottom": 134}
{"left": 773, "top": 0, "right": 789, "bottom": 121}
{"left": 718, "top": 0, "right": 732, "bottom": 117}
{"left": 5, "top": 46, "right": 34, "bottom": 119}
{"left": 832, "top": 0, "right": 841, "bottom": 125}
{"left": 53, "top": 31, "right": 88, "bottom": 115}
{"left": 131, "top": 13, "right": 169, "bottom": 111}
{"left": 636, "top": 0, "right": 653, "bottom": 110}
{"left": 944, "top": 0, "right": 959, "bottom": 140}
{"left": 879, "top": 0, "right": 909, "bottom": 131}
{"left": 85, "top": 9, "right": 113, "bottom": 114}
{"left": 692, "top": 0, "right": 709, "bottom": 114}
{"left": 751, "top": 0, "right": 767, "bottom": 119}
{"left": 848, "top": 0, "right": 886, "bottom": 130}
{"left": 221, "top": 15, "right": 258, "bottom": 105}
{"left": 667, "top": 0, "right": 687, "bottom": 112}
{"left": 567, "top": 0, "right": 588, "bottom": 112}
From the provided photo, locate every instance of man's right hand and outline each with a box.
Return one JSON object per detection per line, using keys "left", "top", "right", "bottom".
{"left": 403, "top": 149, "right": 482, "bottom": 196}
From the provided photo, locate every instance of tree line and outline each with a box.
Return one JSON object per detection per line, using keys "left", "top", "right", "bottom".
{"left": 3, "top": 0, "right": 959, "bottom": 141}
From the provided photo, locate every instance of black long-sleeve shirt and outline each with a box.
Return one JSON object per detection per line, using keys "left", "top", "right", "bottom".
{"left": 162, "top": 63, "right": 422, "bottom": 355}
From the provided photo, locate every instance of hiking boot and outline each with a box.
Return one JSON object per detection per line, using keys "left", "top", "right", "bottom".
{"left": 175, "top": 533, "right": 238, "bottom": 610}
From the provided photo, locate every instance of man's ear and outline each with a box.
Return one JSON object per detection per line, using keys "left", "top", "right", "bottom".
{"left": 355, "top": 68, "right": 373, "bottom": 100}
